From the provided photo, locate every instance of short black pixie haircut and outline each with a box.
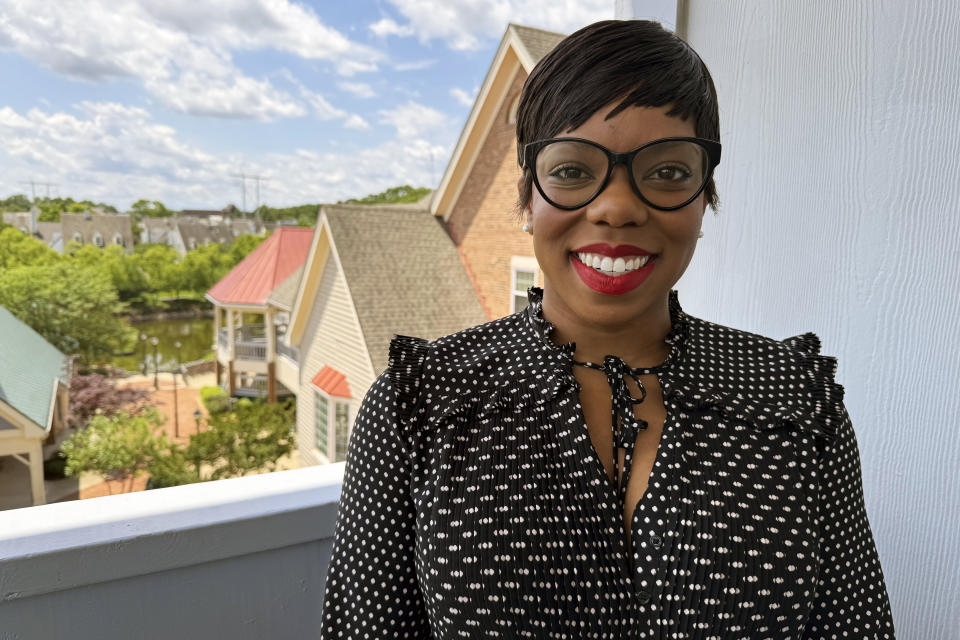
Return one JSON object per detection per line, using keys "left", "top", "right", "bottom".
{"left": 516, "top": 20, "right": 720, "bottom": 214}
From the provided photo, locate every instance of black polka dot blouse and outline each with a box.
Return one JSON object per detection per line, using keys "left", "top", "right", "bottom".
{"left": 320, "top": 287, "right": 895, "bottom": 639}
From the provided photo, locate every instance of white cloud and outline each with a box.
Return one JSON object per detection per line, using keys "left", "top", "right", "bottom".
{"left": 380, "top": 0, "right": 610, "bottom": 50}
{"left": 338, "top": 82, "right": 376, "bottom": 99}
{"left": 0, "top": 102, "right": 451, "bottom": 209}
{"left": 378, "top": 101, "right": 453, "bottom": 140}
{"left": 343, "top": 114, "right": 370, "bottom": 130}
{"left": 0, "top": 0, "right": 384, "bottom": 120}
{"left": 393, "top": 59, "right": 437, "bottom": 72}
{"left": 369, "top": 18, "right": 415, "bottom": 38}
{"left": 450, "top": 87, "right": 476, "bottom": 107}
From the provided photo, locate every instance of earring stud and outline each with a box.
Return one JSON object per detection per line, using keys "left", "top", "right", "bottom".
{"left": 522, "top": 223, "right": 532, "bottom": 234}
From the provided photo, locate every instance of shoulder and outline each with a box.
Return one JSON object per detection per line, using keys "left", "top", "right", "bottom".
{"left": 675, "top": 312, "right": 846, "bottom": 441}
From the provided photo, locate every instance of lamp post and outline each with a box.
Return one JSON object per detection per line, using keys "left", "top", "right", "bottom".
{"left": 172, "top": 340, "right": 181, "bottom": 438}
{"left": 150, "top": 336, "right": 159, "bottom": 390}
{"left": 193, "top": 409, "right": 203, "bottom": 433}
{"left": 140, "top": 333, "right": 147, "bottom": 375}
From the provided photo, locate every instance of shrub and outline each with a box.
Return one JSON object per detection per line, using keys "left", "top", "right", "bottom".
{"left": 200, "top": 385, "right": 230, "bottom": 414}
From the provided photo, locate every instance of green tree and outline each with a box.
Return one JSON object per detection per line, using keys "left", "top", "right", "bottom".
{"left": 61, "top": 409, "right": 168, "bottom": 494}
{"left": 134, "top": 243, "right": 181, "bottom": 293}
{"left": 187, "top": 400, "right": 295, "bottom": 480}
{"left": 0, "top": 194, "right": 32, "bottom": 212}
{"left": 129, "top": 199, "right": 174, "bottom": 219}
{"left": 146, "top": 399, "right": 295, "bottom": 488}
{"left": 0, "top": 227, "right": 60, "bottom": 269}
{"left": 0, "top": 262, "right": 134, "bottom": 359}
{"left": 227, "top": 233, "right": 268, "bottom": 265}
{"left": 342, "top": 184, "right": 431, "bottom": 205}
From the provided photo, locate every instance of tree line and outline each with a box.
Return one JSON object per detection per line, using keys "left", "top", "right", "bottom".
{"left": 0, "top": 225, "right": 265, "bottom": 362}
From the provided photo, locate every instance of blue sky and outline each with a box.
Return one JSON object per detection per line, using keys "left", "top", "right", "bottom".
{"left": 0, "top": 0, "right": 611, "bottom": 210}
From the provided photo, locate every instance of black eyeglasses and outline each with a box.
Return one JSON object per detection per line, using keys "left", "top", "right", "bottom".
{"left": 521, "top": 136, "right": 721, "bottom": 211}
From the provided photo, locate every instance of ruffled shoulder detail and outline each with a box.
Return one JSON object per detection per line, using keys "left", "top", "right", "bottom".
{"left": 779, "top": 332, "right": 846, "bottom": 442}
{"left": 665, "top": 319, "right": 844, "bottom": 442}
{"left": 387, "top": 334, "right": 432, "bottom": 425}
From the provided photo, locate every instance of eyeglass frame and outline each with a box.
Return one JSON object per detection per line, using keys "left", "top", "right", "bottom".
{"left": 520, "top": 136, "right": 722, "bottom": 212}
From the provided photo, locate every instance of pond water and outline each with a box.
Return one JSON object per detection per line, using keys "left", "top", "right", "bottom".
{"left": 110, "top": 317, "right": 215, "bottom": 374}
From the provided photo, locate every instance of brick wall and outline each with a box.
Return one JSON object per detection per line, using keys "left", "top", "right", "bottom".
{"left": 446, "top": 70, "right": 541, "bottom": 321}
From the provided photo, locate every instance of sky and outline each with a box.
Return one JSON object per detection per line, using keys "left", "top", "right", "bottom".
{"left": 0, "top": 0, "right": 612, "bottom": 211}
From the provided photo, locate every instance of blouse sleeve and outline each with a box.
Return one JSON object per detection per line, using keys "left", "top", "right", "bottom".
{"left": 803, "top": 407, "right": 896, "bottom": 638}
{"left": 319, "top": 372, "right": 432, "bottom": 638}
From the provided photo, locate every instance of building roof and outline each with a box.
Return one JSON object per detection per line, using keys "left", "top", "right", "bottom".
{"left": 206, "top": 227, "right": 313, "bottom": 306}
{"left": 321, "top": 204, "right": 487, "bottom": 373}
{"left": 509, "top": 23, "right": 566, "bottom": 65}
{"left": 0, "top": 306, "right": 68, "bottom": 429}
{"left": 266, "top": 265, "right": 303, "bottom": 311}
{"left": 311, "top": 365, "right": 351, "bottom": 398}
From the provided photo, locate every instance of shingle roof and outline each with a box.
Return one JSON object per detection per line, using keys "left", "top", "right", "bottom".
{"left": 311, "top": 366, "right": 351, "bottom": 398}
{"left": 206, "top": 227, "right": 313, "bottom": 306}
{"left": 0, "top": 306, "right": 68, "bottom": 429}
{"left": 267, "top": 265, "right": 303, "bottom": 311}
{"left": 322, "top": 204, "right": 487, "bottom": 374}
{"left": 509, "top": 23, "right": 566, "bottom": 64}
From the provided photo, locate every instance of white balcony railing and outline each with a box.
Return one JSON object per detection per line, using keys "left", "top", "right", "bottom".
{"left": 276, "top": 340, "right": 299, "bottom": 364}
{"left": 0, "top": 464, "right": 345, "bottom": 638}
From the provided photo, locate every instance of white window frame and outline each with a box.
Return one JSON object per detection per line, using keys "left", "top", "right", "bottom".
{"left": 510, "top": 255, "right": 539, "bottom": 313}
{"left": 93, "top": 232, "right": 104, "bottom": 248}
{"left": 113, "top": 233, "right": 124, "bottom": 246}
{"left": 72, "top": 232, "right": 84, "bottom": 244}
{"left": 313, "top": 386, "right": 351, "bottom": 463}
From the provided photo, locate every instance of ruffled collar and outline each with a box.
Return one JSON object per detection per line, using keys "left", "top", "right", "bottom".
{"left": 523, "top": 286, "right": 688, "bottom": 375}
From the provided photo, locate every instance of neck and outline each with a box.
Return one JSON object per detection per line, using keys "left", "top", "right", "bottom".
{"left": 540, "top": 286, "right": 673, "bottom": 369}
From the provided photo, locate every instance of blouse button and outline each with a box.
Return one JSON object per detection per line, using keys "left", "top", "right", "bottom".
{"left": 636, "top": 590, "right": 652, "bottom": 605}
{"left": 650, "top": 534, "right": 663, "bottom": 549}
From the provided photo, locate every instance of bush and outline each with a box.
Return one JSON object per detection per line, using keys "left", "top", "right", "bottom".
{"left": 200, "top": 385, "right": 230, "bottom": 414}
{"left": 145, "top": 446, "right": 201, "bottom": 489}
{"left": 43, "top": 451, "right": 68, "bottom": 479}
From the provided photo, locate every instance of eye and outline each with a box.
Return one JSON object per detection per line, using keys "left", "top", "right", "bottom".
{"left": 645, "top": 165, "right": 693, "bottom": 182}
{"left": 548, "top": 164, "right": 593, "bottom": 182}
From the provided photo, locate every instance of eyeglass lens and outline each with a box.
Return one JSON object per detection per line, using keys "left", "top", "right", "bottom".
{"left": 534, "top": 140, "right": 710, "bottom": 209}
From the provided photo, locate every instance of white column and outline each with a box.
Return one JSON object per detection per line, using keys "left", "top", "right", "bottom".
{"left": 266, "top": 308, "right": 276, "bottom": 362}
{"left": 227, "top": 308, "right": 236, "bottom": 360}
{"left": 29, "top": 440, "right": 47, "bottom": 506}
{"left": 614, "top": 0, "right": 682, "bottom": 34}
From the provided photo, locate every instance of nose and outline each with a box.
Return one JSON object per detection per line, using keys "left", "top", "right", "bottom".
{"left": 583, "top": 164, "right": 651, "bottom": 227}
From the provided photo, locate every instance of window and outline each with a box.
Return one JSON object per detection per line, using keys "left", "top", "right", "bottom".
{"left": 113, "top": 233, "right": 124, "bottom": 246}
{"left": 334, "top": 403, "right": 350, "bottom": 462}
{"left": 315, "top": 393, "right": 328, "bottom": 454}
{"left": 189, "top": 238, "right": 198, "bottom": 250}
{"left": 510, "top": 256, "right": 539, "bottom": 313}
{"left": 93, "top": 232, "right": 104, "bottom": 247}
{"left": 72, "top": 232, "right": 83, "bottom": 244}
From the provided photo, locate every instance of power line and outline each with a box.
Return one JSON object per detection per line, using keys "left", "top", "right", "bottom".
{"left": 230, "top": 173, "right": 268, "bottom": 215}
{"left": 19, "top": 180, "right": 60, "bottom": 200}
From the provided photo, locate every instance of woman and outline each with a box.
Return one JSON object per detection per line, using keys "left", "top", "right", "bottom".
{"left": 320, "top": 20, "right": 894, "bottom": 639}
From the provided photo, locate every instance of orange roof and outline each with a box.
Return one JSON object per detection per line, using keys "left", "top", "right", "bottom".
{"left": 206, "top": 227, "right": 313, "bottom": 305}
{"left": 311, "top": 366, "right": 351, "bottom": 398}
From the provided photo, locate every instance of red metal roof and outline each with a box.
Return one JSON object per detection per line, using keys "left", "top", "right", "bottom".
{"left": 206, "top": 227, "right": 313, "bottom": 305}
{"left": 311, "top": 366, "right": 351, "bottom": 398}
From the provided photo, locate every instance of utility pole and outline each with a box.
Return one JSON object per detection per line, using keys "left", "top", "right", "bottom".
{"left": 19, "top": 180, "right": 59, "bottom": 200}
{"left": 230, "top": 173, "right": 267, "bottom": 216}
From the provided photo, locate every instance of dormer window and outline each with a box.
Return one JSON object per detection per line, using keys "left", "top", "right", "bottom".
{"left": 93, "top": 232, "right": 104, "bottom": 248}
{"left": 113, "top": 233, "right": 125, "bottom": 247}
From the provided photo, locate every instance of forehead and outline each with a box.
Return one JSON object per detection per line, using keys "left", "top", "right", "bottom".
{"left": 559, "top": 103, "right": 696, "bottom": 150}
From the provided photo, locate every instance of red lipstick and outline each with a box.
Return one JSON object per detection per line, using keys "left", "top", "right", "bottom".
{"left": 570, "top": 245, "right": 657, "bottom": 295}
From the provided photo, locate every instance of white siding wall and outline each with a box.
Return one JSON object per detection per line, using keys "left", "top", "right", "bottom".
{"left": 296, "top": 255, "right": 375, "bottom": 467}
{"left": 617, "top": 1, "right": 959, "bottom": 636}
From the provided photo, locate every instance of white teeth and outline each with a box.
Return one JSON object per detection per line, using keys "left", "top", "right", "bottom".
{"left": 574, "top": 251, "right": 653, "bottom": 275}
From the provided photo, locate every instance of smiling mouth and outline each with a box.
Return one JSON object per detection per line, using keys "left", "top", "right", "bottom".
{"left": 571, "top": 251, "right": 657, "bottom": 276}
